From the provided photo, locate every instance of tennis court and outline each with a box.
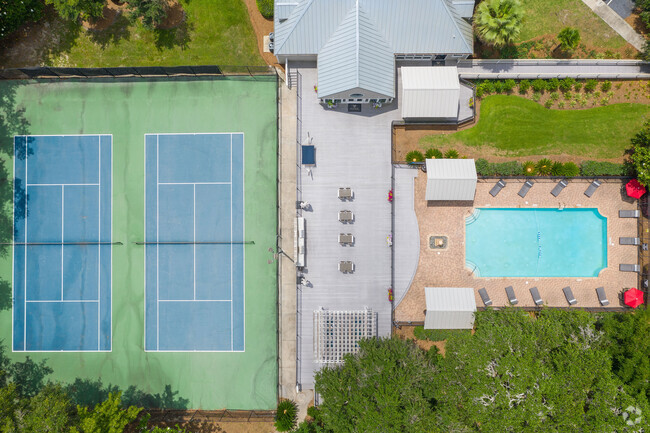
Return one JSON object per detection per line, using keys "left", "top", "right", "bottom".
{"left": 13, "top": 135, "right": 112, "bottom": 351}
{"left": 145, "top": 133, "right": 245, "bottom": 351}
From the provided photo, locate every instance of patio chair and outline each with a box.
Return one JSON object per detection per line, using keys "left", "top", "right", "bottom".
{"left": 619, "top": 210, "right": 640, "bottom": 218}
{"left": 563, "top": 286, "right": 577, "bottom": 305}
{"left": 339, "top": 233, "right": 354, "bottom": 245}
{"left": 505, "top": 286, "right": 518, "bottom": 305}
{"left": 596, "top": 287, "right": 609, "bottom": 306}
{"left": 517, "top": 180, "right": 534, "bottom": 198}
{"left": 619, "top": 264, "right": 641, "bottom": 272}
{"left": 338, "top": 187, "right": 353, "bottom": 200}
{"left": 478, "top": 288, "right": 492, "bottom": 306}
{"left": 489, "top": 179, "right": 506, "bottom": 197}
{"left": 619, "top": 237, "right": 640, "bottom": 245}
{"left": 551, "top": 179, "right": 568, "bottom": 197}
{"left": 584, "top": 179, "right": 601, "bottom": 198}
{"left": 530, "top": 287, "right": 543, "bottom": 306}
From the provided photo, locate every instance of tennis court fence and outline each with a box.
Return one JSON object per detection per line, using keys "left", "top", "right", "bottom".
{"left": 0, "top": 65, "right": 275, "bottom": 80}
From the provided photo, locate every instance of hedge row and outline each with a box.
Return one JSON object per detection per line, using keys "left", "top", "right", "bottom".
{"left": 256, "top": 0, "right": 274, "bottom": 19}
{"left": 475, "top": 78, "right": 612, "bottom": 99}
{"left": 475, "top": 158, "right": 629, "bottom": 177}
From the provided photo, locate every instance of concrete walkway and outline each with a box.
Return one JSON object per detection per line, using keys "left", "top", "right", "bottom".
{"left": 457, "top": 59, "right": 650, "bottom": 79}
{"left": 581, "top": 0, "right": 645, "bottom": 51}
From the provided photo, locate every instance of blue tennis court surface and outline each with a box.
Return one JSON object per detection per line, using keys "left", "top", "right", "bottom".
{"left": 13, "top": 135, "right": 112, "bottom": 351}
{"left": 145, "top": 133, "right": 244, "bottom": 351}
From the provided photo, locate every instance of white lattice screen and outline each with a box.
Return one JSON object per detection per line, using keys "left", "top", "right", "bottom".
{"left": 313, "top": 308, "right": 377, "bottom": 363}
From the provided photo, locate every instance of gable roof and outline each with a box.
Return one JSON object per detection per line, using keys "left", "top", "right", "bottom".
{"left": 317, "top": 4, "right": 395, "bottom": 98}
{"left": 274, "top": 0, "right": 473, "bottom": 57}
{"left": 402, "top": 66, "right": 460, "bottom": 118}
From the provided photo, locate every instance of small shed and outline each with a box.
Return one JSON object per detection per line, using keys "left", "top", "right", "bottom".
{"left": 425, "top": 158, "right": 477, "bottom": 201}
{"left": 424, "top": 287, "right": 476, "bottom": 329}
{"left": 401, "top": 66, "right": 460, "bottom": 119}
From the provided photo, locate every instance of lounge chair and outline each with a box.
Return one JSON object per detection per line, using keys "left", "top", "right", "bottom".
{"left": 619, "top": 210, "right": 640, "bottom": 218}
{"left": 518, "top": 180, "right": 534, "bottom": 198}
{"left": 563, "top": 286, "right": 577, "bottom": 305}
{"left": 505, "top": 286, "right": 518, "bottom": 305}
{"left": 478, "top": 288, "right": 492, "bottom": 306}
{"left": 620, "top": 237, "right": 640, "bottom": 245}
{"left": 551, "top": 179, "right": 568, "bottom": 197}
{"left": 584, "top": 180, "right": 601, "bottom": 198}
{"left": 530, "top": 287, "right": 543, "bottom": 306}
{"left": 489, "top": 179, "right": 506, "bottom": 197}
{"left": 620, "top": 264, "right": 641, "bottom": 272}
{"left": 596, "top": 287, "right": 609, "bottom": 306}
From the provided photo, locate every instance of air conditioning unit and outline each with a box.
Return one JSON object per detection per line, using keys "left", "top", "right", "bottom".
{"left": 269, "top": 42, "right": 274, "bottom": 53}
{"left": 269, "top": 32, "right": 274, "bottom": 41}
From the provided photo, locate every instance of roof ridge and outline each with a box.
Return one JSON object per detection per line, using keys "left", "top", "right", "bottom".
{"left": 439, "top": 0, "right": 473, "bottom": 53}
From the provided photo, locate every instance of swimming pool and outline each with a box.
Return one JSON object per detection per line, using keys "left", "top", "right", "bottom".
{"left": 465, "top": 208, "right": 607, "bottom": 277}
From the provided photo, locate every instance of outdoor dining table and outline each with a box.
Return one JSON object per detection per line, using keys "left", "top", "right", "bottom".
{"left": 339, "top": 210, "right": 354, "bottom": 222}
{"left": 339, "top": 233, "right": 354, "bottom": 245}
{"left": 339, "top": 261, "right": 354, "bottom": 273}
{"left": 338, "top": 187, "right": 352, "bottom": 199}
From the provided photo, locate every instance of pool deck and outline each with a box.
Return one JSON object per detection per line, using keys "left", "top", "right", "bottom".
{"left": 395, "top": 174, "right": 639, "bottom": 322}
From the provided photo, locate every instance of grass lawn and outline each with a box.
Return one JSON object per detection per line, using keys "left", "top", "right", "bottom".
{"left": 517, "top": 0, "right": 629, "bottom": 51}
{"left": 2, "top": 0, "right": 264, "bottom": 68}
{"left": 420, "top": 95, "right": 650, "bottom": 159}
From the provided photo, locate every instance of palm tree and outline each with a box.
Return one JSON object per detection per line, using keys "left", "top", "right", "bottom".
{"left": 473, "top": 0, "right": 524, "bottom": 47}
{"left": 558, "top": 27, "right": 581, "bottom": 52}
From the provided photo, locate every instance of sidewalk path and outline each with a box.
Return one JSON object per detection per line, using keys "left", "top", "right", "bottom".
{"left": 581, "top": 0, "right": 645, "bottom": 51}
{"left": 457, "top": 59, "right": 650, "bottom": 79}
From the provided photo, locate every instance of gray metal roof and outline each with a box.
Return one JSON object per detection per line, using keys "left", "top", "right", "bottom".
{"left": 317, "top": 5, "right": 395, "bottom": 99}
{"left": 424, "top": 287, "right": 476, "bottom": 329}
{"left": 402, "top": 66, "right": 460, "bottom": 118}
{"left": 274, "top": 0, "right": 474, "bottom": 56}
{"left": 276, "top": 2, "right": 298, "bottom": 21}
{"left": 451, "top": 0, "right": 476, "bottom": 18}
{"left": 425, "top": 158, "right": 477, "bottom": 201}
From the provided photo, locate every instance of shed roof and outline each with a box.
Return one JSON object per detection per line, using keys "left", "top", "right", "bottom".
{"left": 425, "top": 158, "right": 477, "bottom": 201}
{"left": 317, "top": 5, "right": 395, "bottom": 99}
{"left": 402, "top": 66, "right": 460, "bottom": 118}
{"left": 425, "top": 287, "right": 476, "bottom": 329}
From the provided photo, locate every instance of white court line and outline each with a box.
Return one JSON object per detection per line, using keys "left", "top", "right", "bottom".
{"left": 97, "top": 135, "right": 101, "bottom": 351}
{"left": 156, "top": 135, "right": 160, "bottom": 350}
{"left": 158, "top": 299, "right": 231, "bottom": 302}
{"left": 27, "top": 300, "right": 99, "bottom": 303}
{"left": 23, "top": 136, "right": 27, "bottom": 351}
{"left": 27, "top": 183, "right": 99, "bottom": 186}
{"left": 159, "top": 182, "right": 230, "bottom": 185}
{"left": 230, "top": 134, "right": 233, "bottom": 351}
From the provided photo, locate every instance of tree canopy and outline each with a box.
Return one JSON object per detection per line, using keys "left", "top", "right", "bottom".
{"left": 630, "top": 121, "right": 650, "bottom": 186}
{"left": 44, "top": 0, "right": 106, "bottom": 21}
{"left": 473, "top": 0, "right": 524, "bottom": 47}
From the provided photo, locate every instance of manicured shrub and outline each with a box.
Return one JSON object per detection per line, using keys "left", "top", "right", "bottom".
{"left": 531, "top": 79, "right": 547, "bottom": 93}
{"left": 405, "top": 150, "right": 425, "bottom": 163}
{"left": 503, "top": 79, "right": 516, "bottom": 92}
{"left": 523, "top": 161, "right": 537, "bottom": 176}
{"left": 573, "top": 81, "right": 583, "bottom": 92}
{"left": 493, "top": 80, "right": 504, "bottom": 93}
{"left": 518, "top": 79, "right": 530, "bottom": 94}
{"left": 550, "top": 92, "right": 560, "bottom": 101}
{"left": 585, "top": 79, "right": 598, "bottom": 92}
{"left": 307, "top": 406, "right": 322, "bottom": 422}
{"left": 275, "top": 400, "right": 298, "bottom": 432}
{"left": 544, "top": 99, "right": 553, "bottom": 109}
{"left": 561, "top": 161, "right": 580, "bottom": 177}
{"left": 256, "top": 0, "right": 274, "bottom": 19}
{"left": 580, "top": 160, "right": 626, "bottom": 176}
{"left": 550, "top": 161, "right": 564, "bottom": 176}
{"left": 413, "top": 326, "right": 471, "bottom": 341}
{"left": 444, "top": 149, "right": 459, "bottom": 159}
{"left": 475, "top": 158, "right": 494, "bottom": 175}
{"left": 492, "top": 161, "right": 522, "bottom": 176}
{"left": 559, "top": 77, "right": 576, "bottom": 93}
{"left": 536, "top": 158, "right": 553, "bottom": 175}
{"left": 547, "top": 78, "right": 560, "bottom": 91}
{"left": 425, "top": 148, "right": 443, "bottom": 159}
{"left": 601, "top": 80, "right": 612, "bottom": 92}
{"left": 532, "top": 92, "right": 541, "bottom": 102}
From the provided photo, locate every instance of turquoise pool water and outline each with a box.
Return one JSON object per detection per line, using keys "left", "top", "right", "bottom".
{"left": 465, "top": 208, "right": 607, "bottom": 277}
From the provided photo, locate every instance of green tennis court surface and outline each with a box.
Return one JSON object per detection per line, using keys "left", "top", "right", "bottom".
{"left": 0, "top": 76, "right": 278, "bottom": 410}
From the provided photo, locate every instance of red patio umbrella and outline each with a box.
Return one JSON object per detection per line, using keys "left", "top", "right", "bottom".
{"left": 624, "top": 288, "right": 644, "bottom": 309}
{"left": 626, "top": 179, "right": 646, "bottom": 199}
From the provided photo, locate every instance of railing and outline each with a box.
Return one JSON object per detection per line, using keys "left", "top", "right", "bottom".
{"left": 0, "top": 65, "right": 275, "bottom": 80}
{"left": 294, "top": 70, "right": 303, "bottom": 389}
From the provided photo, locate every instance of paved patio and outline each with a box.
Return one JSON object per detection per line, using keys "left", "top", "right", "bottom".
{"left": 395, "top": 174, "right": 640, "bottom": 322}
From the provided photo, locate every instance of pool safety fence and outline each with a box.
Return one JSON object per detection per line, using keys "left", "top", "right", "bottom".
{"left": 0, "top": 65, "right": 275, "bottom": 80}
{"left": 477, "top": 176, "right": 634, "bottom": 182}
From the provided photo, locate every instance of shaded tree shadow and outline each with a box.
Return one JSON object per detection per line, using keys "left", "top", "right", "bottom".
{"left": 42, "top": 13, "right": 83, "bottom": 65}
{"left": 0, "top": 81, "right": 31, "bottom": 311}
{"left": 154, "top": 19, "right": 193, "bottom": 51}
{"left": 88, "top": 12, "right": 132, "bottom": 49}
{"left": 65, "top": 378, "right": 190, "bottom": 409}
